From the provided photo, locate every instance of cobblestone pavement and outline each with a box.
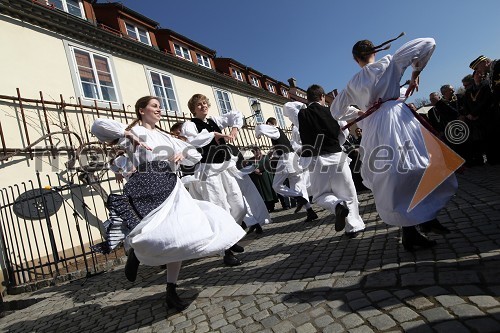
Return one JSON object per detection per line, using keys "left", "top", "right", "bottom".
{"left": 1, "top": 165, "right": 500, "bottom": 333}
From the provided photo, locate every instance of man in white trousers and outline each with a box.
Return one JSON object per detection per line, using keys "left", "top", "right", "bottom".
{"left": 255, "top": 118, "right": 318, "bottom": 222}
{"left": 296, "top": 84, "right": 365, "bottom": 237}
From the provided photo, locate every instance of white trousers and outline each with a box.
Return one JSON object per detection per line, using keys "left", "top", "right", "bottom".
{"left": 309, "top": 156, "right": 365, "bottom": 233}
{"left": 272, "top": 154, "right": 310, "bottom": 203}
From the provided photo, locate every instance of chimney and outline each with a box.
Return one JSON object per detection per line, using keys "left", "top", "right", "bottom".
{"left": 327, "top": 89, "right": 338, "bottom": 97}
{"left": 288, "top": 77, "right": 297, "bottom": 88}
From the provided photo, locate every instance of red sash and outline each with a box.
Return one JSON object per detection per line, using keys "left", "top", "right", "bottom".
{"left": 341, "top": 98, "right": 398, "bottom": 130}
{"left": 341, "top": 98, "right": 439, "bottom": 137}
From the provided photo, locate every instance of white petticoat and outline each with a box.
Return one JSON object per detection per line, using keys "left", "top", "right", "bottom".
{"left": 125, "top": 180, "right": 246, "bottom": 266}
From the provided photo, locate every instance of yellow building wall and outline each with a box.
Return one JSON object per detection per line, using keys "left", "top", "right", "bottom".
{"left": 0, "top": 18, "right": 76, "bottom": 99}
{"left": 112, "top": 57, "right": 152, "bottom": 110}
{"left": 170, "top": 72, "right": 214, "bottom": 115}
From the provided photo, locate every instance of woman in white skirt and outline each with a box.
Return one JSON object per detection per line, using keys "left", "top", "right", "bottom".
{"left": 91, "top": 96, "right": 245, "bottom": 310}
{"left": 330, "top": 35, "right": 458, "bottom": 251}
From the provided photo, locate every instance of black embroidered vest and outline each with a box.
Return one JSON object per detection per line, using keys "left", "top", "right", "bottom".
{"left": 270, "top": 127, "right": 293, "bottom": 156}
{"left": 191, "top": 118, "right": 231, "bottom": 163}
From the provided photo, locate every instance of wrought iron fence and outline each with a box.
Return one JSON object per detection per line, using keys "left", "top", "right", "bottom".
{"left": 0, "top": 89, "right": 287, "bottom": 161}
{"left": 0, "top": 169, "right": 123, "bottom": 291}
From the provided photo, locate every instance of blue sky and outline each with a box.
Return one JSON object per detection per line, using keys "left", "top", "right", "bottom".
{"left": 118, "top": 0, "right": 500, "bottom": 105}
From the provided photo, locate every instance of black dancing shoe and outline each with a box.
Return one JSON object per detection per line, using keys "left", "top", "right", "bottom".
{"left": 166, "top": 283, "right": 188, "bottom": 311}
{"left": 334, "top": 202, "right": 348, "bottom": 232}
{"left": 247, "top": 225, "right": 256, "bottom": 234}
{"left": 248, "top": 225, "right": 264, "bottom": 234}
{"left": 345, "top": 230, "right": 362, "bottom": 239}
{"left": 240, "top": 221, "right": 248, "bottom": 230}
{"left": 402, "top": 226, "right": 437, "bottom": 252}
{"left": 230, "top": 243, "right": 244, "bottom": 253}
{"left": 248, "top": 224, "right": 265, "bottom": 234}
{"left": 223, "top": 250, "right": 242, "bottom": 266}
{"left": 294, "top": 196, "right": 308, "bottom": 213}
{"left": 419, "top": 219, "right": 450, "bottom": 235}
{"left": 305, "top": 208, "right": 318, "bottom": 222}
{"left": 124, "top": 248, "right": 140, "bottom": 282}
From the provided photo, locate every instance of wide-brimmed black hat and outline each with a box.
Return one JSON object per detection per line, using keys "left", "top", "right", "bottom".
{"left": 469, "top": 55, "right": 487, "bottom": 70}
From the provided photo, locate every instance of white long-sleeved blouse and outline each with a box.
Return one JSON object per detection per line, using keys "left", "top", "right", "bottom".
{"left": 331, "top": 38, "right": 436, "bottom": 121}
{"left": 91, "top": 118, "right": 201, "bottom": 168}
{"left": 181, "top": 111, "right": 244, "bottom": 148}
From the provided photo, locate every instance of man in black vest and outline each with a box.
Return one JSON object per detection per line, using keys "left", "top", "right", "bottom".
{"left": 255, "top": 118, "right": 318, "bottom": 222}
{"left": 297, "top": 84, "right": 365, "bottom": 238}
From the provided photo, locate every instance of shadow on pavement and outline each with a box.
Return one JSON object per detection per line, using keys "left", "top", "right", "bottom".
{"left": 3, "top": 291, "right": 199, "bottom": 333}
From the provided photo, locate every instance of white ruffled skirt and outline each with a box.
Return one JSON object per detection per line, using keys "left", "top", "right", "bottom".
{"left": 358, "top": 100, "right": 458, "bottom": 226}
{"left": 125, "top": 180, "right": 246, "bottom": 266}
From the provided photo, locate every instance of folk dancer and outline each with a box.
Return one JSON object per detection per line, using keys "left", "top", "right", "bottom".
{"left": 330, "top": 35, "right": 458, "bottom": 251}
{"left": 90, "top": 96, "right": 246, "bottom": 310}
{"left": 181, "top": 94, "right": 247, "bottom": 266}
{"left": 255, "top": 118, "right": 318, "bottom": 222}
{"left": 290, "top": 85, "right": 366, "bottom": 238}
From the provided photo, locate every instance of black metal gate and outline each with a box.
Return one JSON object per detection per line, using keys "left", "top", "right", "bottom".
{"left": 0, "top": 170, "right": 123, "bottom": 292}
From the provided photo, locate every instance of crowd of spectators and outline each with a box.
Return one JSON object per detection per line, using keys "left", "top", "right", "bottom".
{"left": 423, "top": 55, "right": 500, "bottom": 166}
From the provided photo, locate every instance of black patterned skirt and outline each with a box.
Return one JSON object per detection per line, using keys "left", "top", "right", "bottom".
{"left": 91, "top": 161, "right": 177, "bottom": 254}
{"left": 124, "top": 161, "right": 177, "bottom": 221}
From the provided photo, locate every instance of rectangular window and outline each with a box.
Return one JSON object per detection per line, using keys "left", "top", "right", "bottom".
{"left": 148, "top": 71, "right": 179, "bottom": 113}
{"left": 281, "top": 88, "right": 289, "bottom": 98}
{"left": 137, "top": 27, "right": 150, "bottom": 44}
{"left": 274, "top": 106, "right": 286, "bottom": 128}
{"left": 48, "top": 0, "right": 85, "bottom": 18}
{"left": 125, "top": 22, "right": 137, "bottom": 40}
{"left": 267, "top": 83, "right": 276, "bottom": 93}
{"left": 72, "top": 47, "right": 118, "bottom": 102}
{"left": 250, "top": 76, "right": 260, "bottom": 87}
{"left": 174, "top": 44, "right": 191, "bottom": 61}
{"left": 196, "top": 53, "right": 212, "bottom": 69}
{"left": 124, "top": 22, "right": 151, "bottom": 45}
{"left": 232, "top": 69, "right": 243, "bottom": 81}
{"left": 215, "top": 89, "right": 233, "bottom": 115}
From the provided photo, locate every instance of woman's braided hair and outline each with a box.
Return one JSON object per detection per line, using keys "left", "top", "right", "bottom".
{"left": 352, "top": 32, "right": 405, "bottom": 63}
